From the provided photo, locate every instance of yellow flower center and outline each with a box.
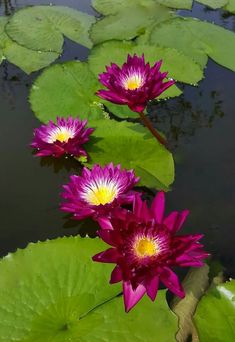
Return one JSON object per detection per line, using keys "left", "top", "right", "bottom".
{"left": 86, "top": 184, "right": 118, "bottom": 206}
{"left": 134, "top": 238, "right": 158, "bottom": 258}
{"left": 124, "top": 74, "right": 143, "bottom": 90}
{"left": 50, "top": 127, "right": 74, "bottom": 143}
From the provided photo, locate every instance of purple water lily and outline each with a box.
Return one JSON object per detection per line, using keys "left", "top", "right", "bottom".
{"left": 31, "top": 116, "right": 94, "bottom": 158}
{"left": 93, "top": 192, "right": 208, "bottom": 312}
{"left": 60, "top": 163, "right": 139, "bottom": 226}
{"left": 97, "top": 54, "right": 175, "bottom": 113}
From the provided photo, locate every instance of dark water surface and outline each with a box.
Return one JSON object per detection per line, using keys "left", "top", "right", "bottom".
{"left": 0, "top": 1, "right": 235, "bottom": 276}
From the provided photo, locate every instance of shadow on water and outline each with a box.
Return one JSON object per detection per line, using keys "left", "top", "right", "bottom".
{"left": 0, "top": 1, "right": 235, "bottom": 276}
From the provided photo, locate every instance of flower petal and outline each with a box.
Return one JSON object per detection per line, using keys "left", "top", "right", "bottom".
{"left": 123, "top": 281, "right": 146, "bottom": 312}
{"left": 92, "top": 248, "right": 119, "bottom": 263}
{"left": 151, "top": 191, "right": 165, "bottom": 223}
{"left": 110, "top": 265, "right": 123, "bottom": 284}
{"left": 145, "top": 275, "right": 159, "bottom": 301}
{"left": 160, "top": 267, "right": 185, "bottom": 298}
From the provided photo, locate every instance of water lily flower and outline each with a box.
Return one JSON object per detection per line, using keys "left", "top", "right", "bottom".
{"left": 97, "top": 54, "right": 175, "bottom": 113}
{"left": 31, "top": 116, "right": 94, "bottom": 158}
{"left": 93, "top": 192, "right": 208, "bottom": 312}
{"left": 60, "top": 163, "right": 139, "bottom": 226}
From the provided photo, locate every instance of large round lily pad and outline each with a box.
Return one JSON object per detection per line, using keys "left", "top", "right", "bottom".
{"left": 150, "top": 17, "right": 235, "bottom": 71}
{"left": 30, "top": 61, "right": 106, "bottom": 122}
{"left": 6, "top": 5, "right": 95, "bottom": 52}
{"left": 194, "top": 280, "right": 235, "bottom": 342}
{"left": 0, "top": 236, "right": 178, "bottom": 341}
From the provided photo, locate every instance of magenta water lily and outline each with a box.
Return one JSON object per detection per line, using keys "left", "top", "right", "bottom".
{"left": 60, "top": 163, "right": 139, "bottom": 226}
{"left": 97, "top": 54, "right": 175, "bottom": 113}
{"left": 93, "top": 191, "right": 208, "bottom": 312}
{"left": 31, "top": 116, "right": 94, "bottom": 158}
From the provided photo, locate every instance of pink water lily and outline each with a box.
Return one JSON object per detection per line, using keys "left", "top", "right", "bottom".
{"left": 97, "top": 54, "right": 174, "bottom": 113}
{"left": 93, "top": 192, "right": 208, "bottom": 312}
{"left": 60, "top": 163, "right": 140, "bottom": 226}
{"left": 31, "top": 116, "right": 94, "bottom": 158}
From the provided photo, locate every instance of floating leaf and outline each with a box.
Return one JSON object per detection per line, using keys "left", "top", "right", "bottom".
{"left": 224, "top": 0, "right": 235, "bottom": 13}
{"left": 194, "top": 280, "right": 235, "bottom": 342}
{"left": 0, "top": 236, "right": 178, "bottom": 341}
{"left": 6, "top": 5, "right": 95, "bottom": 53}
{"left": 85, "top": 119, "right": 175, "bottom": 189}
{"left": 90, "top": 2, "right": 173, "bottom": 44}
{"left": 88, "top": 40, "right": 204, "bottom": 85}
{"left": 196, "top": 0, "right": 228, "bottom": 9}
{"left": 30, "top": 61, "right": 106, "bottom": 122}
{"left": 156, "top": 0, "right": 193, "bottom": 9}
{"left": 0, "top": 17, "right": 58, "bottom": 73}
{"left": 150, "top": 17, "right": 235, "bottom": 72}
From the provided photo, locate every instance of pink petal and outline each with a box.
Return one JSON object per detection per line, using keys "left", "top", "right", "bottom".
{"left": 123, "top": 281, "right": 146, "bottom": 312}
{"left": 145, "top": 275, "right": 159, "bottom": 301}
{"left": 160, "top": 267, "right": 185, "bottom": 299}
{"left": 92, "top": 248, "right": 119, "bottom": 263}
{"left": 98, "top": 230, "right": 116, "bottom": 247}
{"left": 96, "top": 217, "right": 113, "bottom": 230}
{"left": 174, "top": 210, "right": 190, "bottom": 232}
{"left": 163, "top": 211, "right": 178, "bottom": 231}
{"left": 151, "top": 191, "right": 165, "bottom": 223}
{"left": 110, "top": 265, "right": 123, "bottom": 284}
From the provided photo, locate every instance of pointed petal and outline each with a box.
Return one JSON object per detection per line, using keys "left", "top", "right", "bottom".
{"left": 151, "top": 191, "right": 165, "bottom": 223}
{"left": 92, "top": 248, "right": 119, "bottom": 263}
{"left": 123, "top": 281, "right": 146, "bottom": 312}
{"left": 145, "top": 275, "right": 159, "bottom": 301}
{"left": 174, "top": 210, "right": 190, "bottom": 232}
{"left": 110, "top": 265, "right": 123, "bottom": 284}
{"left": 160, "top": 267, "right": 185, "bottom": 298}
{"left": 98, "top": 230, "right": 116, "bottom": 246}
{"left": 163, "top": 211, "right": 178, "bottom": 231}
{"left": 96, "top": 217, "right": 113, "bottom": 230}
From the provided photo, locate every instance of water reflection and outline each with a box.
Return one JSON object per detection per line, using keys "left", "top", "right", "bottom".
{"left": 0, "top": 0, "right": 14, "bottom": 15}
{"left": 149, "top": 88, "right": 224, "bottom": 150}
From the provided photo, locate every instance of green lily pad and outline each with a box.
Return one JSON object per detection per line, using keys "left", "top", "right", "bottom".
{"left": 90, "top": 2, "right": 173, "bottom": 44}
{"left": 156, "top": 0, "right": 193, "bottom": 9}
{"left": 0, "top": 16, "right": 58, "bottom": 74}
{"left": 86, "top": 119, "right": 175, "bottom": 189}
{"left": 0, "top": 236, "right": 178, "bottom": 341}
{"left": 150, "top": 17, "right": 235, "bottom": 72}
{"left": 6, "top": 5, "right": 95, "bottom": 52}
{"left": 224, "top": 0, "right": 235, "bottom": 13}
{"left": 196, "top": 0, "right": 228, "bottom": 9}
{"left": 30, "top": 61, "right": 106, "bottom": 122}
{"left": 88, "top": 40, "right": 204, "bottom": 84}
{"left": 194, "top": 280, "right": 235, "bottom": 342}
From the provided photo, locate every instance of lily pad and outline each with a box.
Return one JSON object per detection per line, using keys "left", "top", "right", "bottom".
{"left": 194, "top": 280, "right": 235, "bottom": 342}
{"left": 0, "top": 17, "right": 58, "bottom": 74}
{"left": 6, "top": 5, "right": 95, "bottom": 52}
{"left": 88, "top": 40, "right": 204, "bottom": 84}
{"left": 90, "top": 2, "right": 173, "bottom": 44}
{"left": 30, "top": 61, "right": 106, "bottom": 122}
{"left": 156, "top": 0, "right": 193, "bottom": 9}
{"left": 224, "top": 0, "right": 235, "bottom": 13}
{"left": 0, "top": 236, "right": 178, "bottom": 341}
{"left": 150, "top": 17, "right": 235, "bottom": 72}
{"left": 85, "top": 119, "right": 175, "bottom": 189}
{"left": 196, "top": 0, "right": 228, "bottom": 9}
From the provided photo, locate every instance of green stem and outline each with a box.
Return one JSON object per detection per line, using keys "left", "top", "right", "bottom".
{"left": 139, "top": 111, "right": 166, "bottom": 146}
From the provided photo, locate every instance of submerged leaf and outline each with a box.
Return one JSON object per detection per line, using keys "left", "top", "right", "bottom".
{"left": 0, "top": 237, "right": 178, "bottom": 341}
{"left": 172, "top": 265, "right": 210, "bottom": 342}
{"left": 88, "top": 40, "right": 204, "bottom": 85}
{"left": 194, "top": 279, "right": 235, "bottom": 342}
{"left": 85, "top": 119, "right": 175, "bottom": 189}
{"left": 30, "top": 61, "right": 105, "bottom": 122}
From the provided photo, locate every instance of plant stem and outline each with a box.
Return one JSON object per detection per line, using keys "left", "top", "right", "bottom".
{"left": 139, "top": 111, "right": 166, "bottom": 146}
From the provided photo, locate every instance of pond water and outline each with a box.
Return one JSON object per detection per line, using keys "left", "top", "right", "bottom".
{"left": 0, "top": 0, "right": 235, "bottom": 277}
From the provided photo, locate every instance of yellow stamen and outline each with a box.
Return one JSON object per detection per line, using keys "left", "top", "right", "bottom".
{"left": 124, "top": 74, "right": 143, "bottom": 90}
{"left": 50, "top": 127, "right": 74, "bottom": 143}
{"left": 134, "top": 238, "right": 158, "bottom": 258}
{"left": 55, "top": 131, "right": 72, "bottom": 143}
{"left": 86, "top": 185, "right": 117, "bottom": 206}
